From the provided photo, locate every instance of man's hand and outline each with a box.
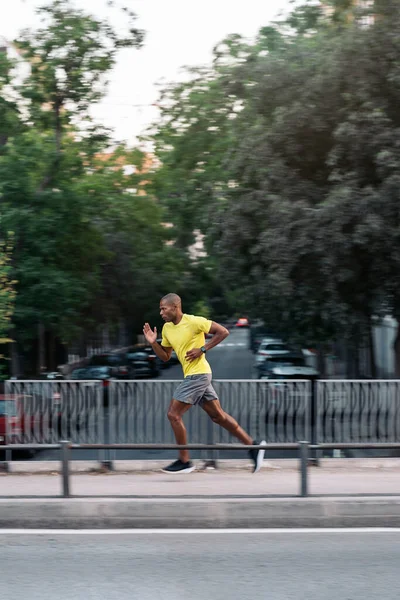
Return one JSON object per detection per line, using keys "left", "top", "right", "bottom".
{"left": 185, "top": 348, "right": 202, "bottom": 362}
{"left": 143, "top": 323, "right": 157, "bottom": 345}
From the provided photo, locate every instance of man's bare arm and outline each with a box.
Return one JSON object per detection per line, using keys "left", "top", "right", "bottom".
{"left": 204, "top": 321, "right": 229, "bottom": 351}
{"left": 151, "top": 341, "right": 173, "bottom": 362}
{"left": 143, "top": 322, "right": 173, "bottom": 362}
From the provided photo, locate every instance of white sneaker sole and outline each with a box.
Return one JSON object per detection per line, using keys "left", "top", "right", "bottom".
{"left": 161, "top": 466, "right": 196, "bottom": 474}
{"left": 254, "top": 441, "right": 266, "bottom": 473}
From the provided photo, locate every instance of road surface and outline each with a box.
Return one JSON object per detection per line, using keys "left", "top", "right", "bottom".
{"left": 1, "top": 529, "right": 399, "bottom": 600}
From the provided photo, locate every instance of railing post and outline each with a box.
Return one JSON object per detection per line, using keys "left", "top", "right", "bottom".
{"left": 4, "top": 378, "right": 12, "bottom": 467}
{"left": 60, "top": 440, "right": 71, "bottom": 498}
{"left": 101, "top": 383, "right": 113, "bottom": 471}
{"left": 309, "top": 379, "right": 320, "bottom": 465}
{"left": 299, "top": 441, "right": 309, "bottom": 497}
{"left": 204, "top": 411, "right": 217, "bottom": 469}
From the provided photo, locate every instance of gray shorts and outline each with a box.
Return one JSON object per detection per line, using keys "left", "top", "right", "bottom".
{"left": 174, "top": 374, "right": 218, "bottom": 406}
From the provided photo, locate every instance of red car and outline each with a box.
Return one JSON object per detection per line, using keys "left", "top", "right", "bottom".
{"left": 235, "top": 317, "right": 249, "bottom": 327}
{"left": 0, "top": 395, "right": 23, "bottom": 445}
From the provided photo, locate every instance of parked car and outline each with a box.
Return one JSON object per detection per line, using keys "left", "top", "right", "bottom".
{"left": 235, "top": 317, "right": 249, "bottom": 328}
{"left": 255, "top": 340, "right": 290, "bottom": 359}
{"left": 88, "top": 353, "right": 134, "bottom": 378}
{"left": 0, "top": 394, "right": 41, "bottom": 455}
{"left": 259, "top": 363, "right": 319, "bottom": 381}
{"left": 69, "top": 365, "right": 116, "bottom": 407}
{"left": 254, "top": 352, "right": 307, "bottom": 379}
{"left": 43, "top": 371, "right": 65, "bottom": 380}
{"left": 249, "top": 326, "right": 282, "bottom": 353}
{"left": 0, "top": 395, "right": 22, "bottom": 445}
{"left": 254, "top": 341, "right": 292, "bottom": 378}
{"left": 123, "top": 344, "right": 161, "bottom": 376}
{"left": 12, "top": 381, "right": 86, "bottom": 441}
{"left": 125, "top": 349, "right": 160, "bottom": 378}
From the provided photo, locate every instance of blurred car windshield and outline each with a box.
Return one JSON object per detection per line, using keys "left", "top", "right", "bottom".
{"left": 0, "top": 400, "right": 18, "bottom": 416}
{"left": 267, "top": 356, "right": 305, "bottom": 366}
{"left": 70, "top": 366, "right": 111, "bottom": 379}
{"left": 89, "top": 355, "right": 122, "bottom": 366}
{"left": 260, "top": 343, "right": 288, "bottom": 351}
{"left": 126, "top": 352, "right": 148, "bottom": 360}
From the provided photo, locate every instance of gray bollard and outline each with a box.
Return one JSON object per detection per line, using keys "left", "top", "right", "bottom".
{"left": 299, "top": 441, "right": 309, "bottom": 497}
{"left": 60, "top": 440, "right": 71, "bottom": 498}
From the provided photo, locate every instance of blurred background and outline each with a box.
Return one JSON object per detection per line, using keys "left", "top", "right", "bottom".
{"left": 1, "top": 0, "right": 400, "bottom": 382}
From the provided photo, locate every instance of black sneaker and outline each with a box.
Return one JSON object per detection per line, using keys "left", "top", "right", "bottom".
{"left": 161, "top": 459, "right": 195, "bottom": 474}
{"left": 249, "top": 439, "right": 266, "bottom": 473}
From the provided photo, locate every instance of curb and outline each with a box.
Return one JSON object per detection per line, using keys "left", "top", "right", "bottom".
{"left": 1, "top": 497, "right": 400, "bottom": 529}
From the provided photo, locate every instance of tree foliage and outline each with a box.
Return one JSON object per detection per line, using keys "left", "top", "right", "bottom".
{"left": 0, "top": 237, "right": 16, "bottom": 342}
{"left": 0, "top": 1, "right": 186, "bottom": 375}
{"left": 150, "top": 0, "right": 400, "bottom": 374}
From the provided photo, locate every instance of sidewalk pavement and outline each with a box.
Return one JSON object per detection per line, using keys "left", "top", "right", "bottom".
{"left": 1, "top": 459, "right": 400, "bottom": 529}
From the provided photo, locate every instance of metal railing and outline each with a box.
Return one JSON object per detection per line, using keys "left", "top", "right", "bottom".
{"left": 107, "top": 379, "right": 311, "bottom": 445}
{"left": 2, "top": 379, "right": 400, "bottom": 465}
{"left": 317, "top": 380, "right": 400, "bottom": 443}
{"left": 1, "top": 380, "right": 104, "bottom": 463}
{"left": 2, "top": 440, "right": 400, "bottom": 498}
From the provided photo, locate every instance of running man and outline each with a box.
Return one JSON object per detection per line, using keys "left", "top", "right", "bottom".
{"left": 143, "top": 293, "right": 266, "bottom": 473}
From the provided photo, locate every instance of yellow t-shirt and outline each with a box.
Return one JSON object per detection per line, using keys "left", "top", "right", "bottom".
{"left": 161, "top": 314, "right": 212, "bottom": 378}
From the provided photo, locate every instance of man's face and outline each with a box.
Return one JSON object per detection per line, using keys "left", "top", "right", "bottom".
{"left": 160, "top": 300, "right": 177, "bottom": 322}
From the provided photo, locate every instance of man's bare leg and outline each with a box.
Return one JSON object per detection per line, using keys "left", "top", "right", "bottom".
{"left": 167, "top": 398, "right": 192, "bottom": 462}
{"left": 201, "top": 398, "right": 266, "bottom": 473}
{"left": 201, "top": 398, "right": 253, "bottom": 444}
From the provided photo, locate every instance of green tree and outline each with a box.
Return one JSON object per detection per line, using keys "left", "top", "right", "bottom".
{"left": 0, "top": 1, "right": 184, "bottom": 373}
{"left": 0, "top": 238, "right": 16, "bottom": 379}
{"left": 150, "top": 0, "right": 400, "bottom": 376}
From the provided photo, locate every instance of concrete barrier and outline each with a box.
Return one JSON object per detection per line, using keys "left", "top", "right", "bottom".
{"left": 1, "top": 497, "right": 400, "bottom": 529}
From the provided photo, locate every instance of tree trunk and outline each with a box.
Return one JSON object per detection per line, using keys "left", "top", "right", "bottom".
{"left": 118, "top": 320, "right": 126, "bottom": 347}
{"left": 48, "top": 330, "right": 56, "bottom": 371}
{"left": 102, "top": 326, "right": 110, "bottom": 351}
{"left": 354, "top": 341, "right": 360, "bottom": 378}
{"left": 368, "top": 317, "right": 377, "bottom": 379}
{"left": 346, "top": 342, "right": 355, "bottom": 379}
{"left": 11, "top": 341, "right": 20, "bottom": 378}
{"left": 316, "top": 343, "right": 326, "bottom": 378}
{"left": 36, "top": 98, "right": 62, "bottom": 193}
{"left": 38, "top": 322, "right": 46, "bottom": 374}
{"left": 55, "top": 100, "right": 62, "bottom": 155}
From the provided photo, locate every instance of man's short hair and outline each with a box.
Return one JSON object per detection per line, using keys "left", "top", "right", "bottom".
{"left": 161, "top": 293, "right": 181, "bottom": 306}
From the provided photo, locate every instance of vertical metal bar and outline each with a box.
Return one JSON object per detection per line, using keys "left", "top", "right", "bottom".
{"left": 60, "top": 440, "right": 70, "bottom": 498}
{"left": 102, "top": 381, "right": 112, "bottom": 470}
{"left": 4, "top": 379, "right": 12, "bottom": 465}
{"left": 299, "top": 441, "right": 309, "bottom": 497}
{"left": 5, "top": 387, "right": 12, "bottom": 463}
{"left": 310, "top": 379, "right": 317, "bottom": 447}
{"left": 110, "top": 380, "right": 117, "bottom": 464}
{"left": 205, "top": 406, "right": 217, "bottom": 468}
{"left": 99, "top": 381, "right": 105, "bottom": 465}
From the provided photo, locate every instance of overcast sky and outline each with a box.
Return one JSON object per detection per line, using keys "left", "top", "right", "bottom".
{"left": 1, "top": 0, "right": 293, "bottom": 145}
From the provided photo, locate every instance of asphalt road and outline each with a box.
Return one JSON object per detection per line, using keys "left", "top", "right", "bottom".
{"left": 2, "top": 529, "right": 400, "bottom": 600}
